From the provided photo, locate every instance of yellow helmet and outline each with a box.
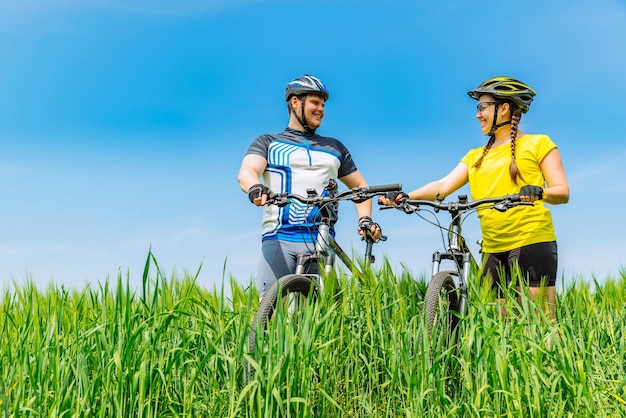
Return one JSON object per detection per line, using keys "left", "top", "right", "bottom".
{"left": 468, "top": 76, "right": 536, "bottom": 113}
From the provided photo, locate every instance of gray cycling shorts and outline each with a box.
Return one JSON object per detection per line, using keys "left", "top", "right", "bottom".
{"left": 256, "top": 240, "right": 318, "bottom": 296}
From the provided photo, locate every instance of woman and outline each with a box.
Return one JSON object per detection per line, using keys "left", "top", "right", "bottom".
{"left": 384, "top": 76, "right": 569, "bottom": 320}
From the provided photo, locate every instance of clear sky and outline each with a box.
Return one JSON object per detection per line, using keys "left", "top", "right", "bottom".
{"left": 1, "top": 0, "right": 625, "bottom": 293}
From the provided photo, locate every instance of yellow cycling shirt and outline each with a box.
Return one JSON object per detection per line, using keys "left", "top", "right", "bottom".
{"left": 461, "top": 134, "right": 557, "bottom": 253}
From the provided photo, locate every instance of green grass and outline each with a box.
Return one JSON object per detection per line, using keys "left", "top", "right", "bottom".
{"left": 1, "top": 253, "right": 625, "bottom": 417}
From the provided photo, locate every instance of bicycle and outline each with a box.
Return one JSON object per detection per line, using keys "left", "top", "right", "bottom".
{"left": 243, "top": 179, "right": 402, "bottom": 385}
{"left": 382, "top": 193, "right": 531, "bottom": 342}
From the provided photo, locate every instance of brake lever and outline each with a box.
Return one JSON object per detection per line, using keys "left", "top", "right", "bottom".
{"left": 360, "top": 229, "right": 388, "bottom": 243}
{"left": 493, "top": 201, "right": 533, "bottom": 212}
{"left": 399, "top": 203, "right": 417, "bottom": 214}
{"left": 352, "top": 195, "right": 371, "bottom": 204}
{"left": 265, "top": 195, "right": 289, "bottom": 207}
{"left": 359, "top": 221, "right": 388, "bottom": 243}
{"left": 493, "top": 203, "right": 508, "bottom": 212}
{"left": 377, "top": 201, "right": 416, "bottom": 214}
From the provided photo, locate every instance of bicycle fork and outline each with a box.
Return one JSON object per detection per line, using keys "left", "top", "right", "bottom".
{"left": 431, "top": 251, "right": 471, "bottom": 317}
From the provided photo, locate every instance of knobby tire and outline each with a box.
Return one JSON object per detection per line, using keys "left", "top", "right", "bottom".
{"left": 243, "top": 274, "right": 319, "bottom": 386}
{"left": 424, "top": 271, "right": 461, "bottom": 342}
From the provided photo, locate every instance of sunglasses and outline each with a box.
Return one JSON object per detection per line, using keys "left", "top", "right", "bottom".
{"left": 476, "top": 101, "right": 497, "bottom": 112}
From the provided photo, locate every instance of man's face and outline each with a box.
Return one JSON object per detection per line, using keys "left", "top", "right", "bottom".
{"left": 299, "top": 94, "right": 326, "bottom": 129}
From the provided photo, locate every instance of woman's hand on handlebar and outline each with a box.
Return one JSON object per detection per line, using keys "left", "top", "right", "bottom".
{"left": 519, "top": 185, "right": 543, "bottom": 203}
{"left": 378, "top": 191, "right": 409, "bottom": 207}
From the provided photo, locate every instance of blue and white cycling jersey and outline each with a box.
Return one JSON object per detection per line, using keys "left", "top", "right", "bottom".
{"left": 245, "top": 127, "right": 358, "bottom": 243}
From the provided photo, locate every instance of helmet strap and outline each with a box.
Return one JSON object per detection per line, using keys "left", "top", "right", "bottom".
{"left": 289, "top": 96, "right": 315, "bottom": 134}
{"left": 487, "top": 102, "right": 511, "bottom": 135}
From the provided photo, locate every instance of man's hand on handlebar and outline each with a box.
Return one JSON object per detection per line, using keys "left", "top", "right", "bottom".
{"left": 358, "top": 216, "right": 383, "bottom": 241}
{"left": 248, "top": 183, "right": 270, "bottom": 206}
{"left": 378, "top": 191, "right": 409, "bottom": 207}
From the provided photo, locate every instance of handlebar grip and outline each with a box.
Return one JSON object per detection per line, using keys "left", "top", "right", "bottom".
{"left": 366, "top": 183, "right": 402, "bottom": 193}
{"left": 509, "top": 194, "right": 521, "bottom": 202}
{"left": 265, "top": 193, "right": 289, "bottom": 207}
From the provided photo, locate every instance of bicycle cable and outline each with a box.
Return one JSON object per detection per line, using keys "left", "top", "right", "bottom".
{"left": 409, "top": 207, "right": 450, "bottom": 251}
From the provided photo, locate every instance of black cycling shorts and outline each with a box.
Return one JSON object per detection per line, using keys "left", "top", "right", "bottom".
{"left": 481, "top": 241, "right": 558, "bottom": 294}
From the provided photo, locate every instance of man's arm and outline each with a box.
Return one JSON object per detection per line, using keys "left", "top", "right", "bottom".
{"left": 238, "top": 154, "right": 268, "bottom": 206}
{"left": 339, "top": 170, "right": 382, "bottom": 240}
{"left": 339, "top": 170, "right": 371, "bottom": 219}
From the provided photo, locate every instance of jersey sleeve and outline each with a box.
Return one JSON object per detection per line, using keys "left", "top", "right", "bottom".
{"left": 461, "top": 146, "right": 483, "bottom": 168}
{"left": 534, "top": 134, "right": 558, "bottom": 163}
{"left": 335, "top": 139, "right": 358, "bottom": 178}
{"left": 245, "top": 135, "right": 272, "bottom": 159}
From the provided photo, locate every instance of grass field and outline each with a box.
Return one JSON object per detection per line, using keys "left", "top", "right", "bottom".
{"left": 1, "top": 253, "right": 625, "bottom": 417}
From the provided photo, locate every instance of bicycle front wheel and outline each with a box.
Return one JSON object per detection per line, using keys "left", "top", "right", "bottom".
{"left": 244, "top": 274, "right": 319, "bottom": 386}
{"left": 423, "top": 271, "right": 461, "bottom": 339}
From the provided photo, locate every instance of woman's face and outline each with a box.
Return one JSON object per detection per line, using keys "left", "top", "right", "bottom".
{"left": 475, "top": 94, "right": 513, "bottom": 134}
{"left": 475, "top": 94, "right": 498, "bottom": 135}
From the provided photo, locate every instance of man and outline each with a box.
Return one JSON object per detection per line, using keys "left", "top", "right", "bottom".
{"left": 237, "top": 74, "right": 382, "bottom": 296}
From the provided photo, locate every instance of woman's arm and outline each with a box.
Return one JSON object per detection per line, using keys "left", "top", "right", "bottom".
{"left": 406, "top": 162, "right": 469, "bottom": 200}
{"left": 540, "top": 148, "right": 570, "bottom": 205}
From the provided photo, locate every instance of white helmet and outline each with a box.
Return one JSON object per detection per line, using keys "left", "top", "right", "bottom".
{"left": 285, "top": 74, "right": 329, "bottom": 101}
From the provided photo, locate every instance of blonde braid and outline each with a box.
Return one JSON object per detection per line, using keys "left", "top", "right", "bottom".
{"left": 508, "top": 108, "right": 525, "bottom": 184}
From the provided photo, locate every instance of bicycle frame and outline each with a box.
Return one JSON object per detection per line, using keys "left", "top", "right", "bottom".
{"left": 430, "top": 196, "right": 475, "bottom": 317}
{"left": 293, "top": 197, "right": 377, "bottom": 285}
{"left": 294, "top": 220, "right": 353, "bottom": 273}
{"left": 290, "top": 219, "right": 355, "bottom": 299}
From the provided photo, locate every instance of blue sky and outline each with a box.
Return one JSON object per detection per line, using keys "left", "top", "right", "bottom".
{"left": 1, "top": 0, "right": 625, "bottom": 293}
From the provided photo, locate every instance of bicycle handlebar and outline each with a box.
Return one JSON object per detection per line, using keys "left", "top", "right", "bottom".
{"left": 364, "top": 183, "right": 404, "bottom": 194}
{"left": 386, "top": 193, "right": 529, "bottom": 214}
{"left": 266, "top": 182, "right": 403, "bottom": 207}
